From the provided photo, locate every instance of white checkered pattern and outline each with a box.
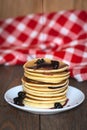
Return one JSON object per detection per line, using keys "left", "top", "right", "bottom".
{"left": 0, "top": 10, "right": 87, "bottom": 82}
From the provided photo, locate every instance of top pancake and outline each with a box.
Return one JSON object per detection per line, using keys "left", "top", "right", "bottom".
{"left": 23, "top": 58, "right": 69, "bottom": 73}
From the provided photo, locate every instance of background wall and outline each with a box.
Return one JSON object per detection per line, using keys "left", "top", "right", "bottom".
{"left": 0, "top": 0, "right": 87, "bottom": 19}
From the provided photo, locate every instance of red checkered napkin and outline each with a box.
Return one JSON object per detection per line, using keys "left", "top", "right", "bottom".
{"left": 0, "top": 10, "right": 87, "bottom": 82}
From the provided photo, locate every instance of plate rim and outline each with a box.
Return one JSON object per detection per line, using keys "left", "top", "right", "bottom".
{"left": 4, "top": 85, "right": 85, "bottom": 114}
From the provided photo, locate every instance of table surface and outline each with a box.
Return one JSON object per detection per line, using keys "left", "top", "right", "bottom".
{"left": 0, "top": 65, "right": 87, "bottom": 130}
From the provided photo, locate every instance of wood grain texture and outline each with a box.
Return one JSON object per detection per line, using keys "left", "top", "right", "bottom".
{"left": 44, "top": 0, "right": 74, "bottom": 13}
{"left": 74, "top": 0, "right": 83, "bottom": 9}
{"left": 0, "top": 0, "right": 42, "bottom": 19}
{"left": 0, "top": 107, "right": 39, "bottom": 130}
{"left": 0, "top": 0, "right": 87, "bottom": 19}
{"left": 0, "top": 66, "right": 39, "bottom": 130}
{"left": 74, "top": 0, "right": 87, "bottom": 9}
{"left": 82, "top": 0, "right": 87, "bottom": 9}
{"left": 0, "top": 66, "right": 23, "bottom": 105}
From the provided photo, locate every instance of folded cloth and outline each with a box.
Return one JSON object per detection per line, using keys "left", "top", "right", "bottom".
{"left": 0, "top": 10, "right": 87, "bottom": 82}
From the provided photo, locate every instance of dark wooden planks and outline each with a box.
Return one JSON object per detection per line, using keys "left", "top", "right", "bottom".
{"left": 0, "top": 106, "right": 39, "bottom": 130}
{"left": 0, "top": 0, "right": 87, "bottom": 19}
{"left": 0, "top": 65, "right": 39, "bottom": 130}
{"left": 0, "top": 66, "right": 23, "bottom": 105}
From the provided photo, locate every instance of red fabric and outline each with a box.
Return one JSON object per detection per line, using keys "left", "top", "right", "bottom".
{"left": 0, "top": 10, "right": 87, "bottom": 82}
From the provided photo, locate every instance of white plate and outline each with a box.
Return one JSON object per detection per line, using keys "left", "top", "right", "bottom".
{"left": 4, "top": 85, "right": 85, "bottom": 115}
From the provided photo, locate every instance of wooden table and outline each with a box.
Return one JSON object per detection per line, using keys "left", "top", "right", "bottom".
{"left": 0, "top": 0, "right": 87, "bottom": 19}
{"left": 0, "top": 65, "right": 87, "bottom": 130}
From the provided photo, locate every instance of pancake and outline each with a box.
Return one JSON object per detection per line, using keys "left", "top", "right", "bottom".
{"left": 24, "top": 70, "right": 69, "bottom": 83}
{"left": 23, "top": 84, "right": 68, "bottom": 97}
{"left": 21, "top": 58, "right": 70, "bottom": 109}
{"left": 23, "top": 58, "right": 69, "bottom": 73}
{"left": 23, "top": 99, "right": 66, "bottom": 109}
{"left": 22, "top": 76, "right": 68, "bottom": 88}
{"left": 22, "top": 79, "right": 69, "bottom": 92}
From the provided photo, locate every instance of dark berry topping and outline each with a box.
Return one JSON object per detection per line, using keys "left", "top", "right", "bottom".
{"left": 48, "top": 86, "right": 62, "bottom": 89}
{"left": 63, "top": 99, "right": 69, "bottom": 106}
{"left": 13, "top": 91, "right": 26, "bottom": 106}
{"left": 54, "top": 102, "right": 63, "bottom": 109}
{"left": 35, "top": 58, "right": 45, "bottom": 65}
{"left": 35, "top": 58, "right": 50, "bottom": 69}
{"left": 18, "top": 91, "right": 26, "bottom": 98}
{"left": 14, "top": 97, "right": 24, "bottom": 106}
{"left": 30, "top": 58, "right": 59, "bottom": 69}
{"left": 51, "top": 60, "right": 59, "bottom": 69}
{"left": 14, "top": 97, "right": 19, "bottom": 104}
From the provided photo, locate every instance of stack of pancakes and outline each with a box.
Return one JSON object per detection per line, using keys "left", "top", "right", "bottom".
{"left": 22, "top": 58, "right": 70, "bottom": 109}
